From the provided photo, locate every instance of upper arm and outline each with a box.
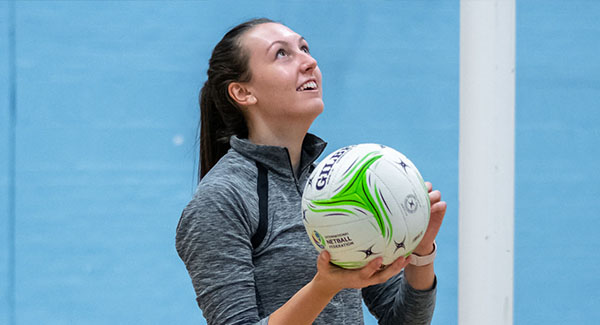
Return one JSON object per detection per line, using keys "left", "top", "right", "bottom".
{"left": 176, "top": 184, "right": 263, "bottom": 325}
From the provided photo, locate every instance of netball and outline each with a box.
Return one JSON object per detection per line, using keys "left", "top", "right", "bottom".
{"left": 302, "top": 144, "right": 431, "bottom": 269}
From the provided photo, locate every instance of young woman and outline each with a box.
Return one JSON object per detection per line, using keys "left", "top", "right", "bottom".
{"left": 176, "top": 18, "right": 447, "bottom": 325}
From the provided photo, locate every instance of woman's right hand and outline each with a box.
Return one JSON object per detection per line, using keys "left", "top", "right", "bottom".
{"left": 270, "top": 251, "right": 409, "bottom": 324}
{"left": 312, "top": 250, "right": 410, "bottom": 297}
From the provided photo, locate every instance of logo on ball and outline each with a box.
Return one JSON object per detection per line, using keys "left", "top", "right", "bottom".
{"left": 405, "top": 194, "right": 419, "bottom": 213}
{"left": 311, "top": 230, "right": 326, "bottom": 249}
{"left": 315, "top": 146, "right": 352, "bottom": 190}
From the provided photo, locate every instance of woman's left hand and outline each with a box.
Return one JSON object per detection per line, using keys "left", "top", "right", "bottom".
{"left": 412, "top": 181, "right": 446, "bottom": 256}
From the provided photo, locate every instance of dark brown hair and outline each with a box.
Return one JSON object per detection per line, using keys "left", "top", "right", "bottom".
{"left": 199, "top": 18, "right": 275, "bottom": 179}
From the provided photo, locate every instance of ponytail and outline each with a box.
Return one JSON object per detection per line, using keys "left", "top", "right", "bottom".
{"left": 199, "top": 82, "right": 228, "bottom": 179}
{"left": 198, "top": 18, "right": 275, "bottom": 180}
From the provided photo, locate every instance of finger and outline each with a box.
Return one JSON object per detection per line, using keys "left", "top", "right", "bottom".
{"left": 360, "top": 256, "right": 383, "bottom": 279}
{"left": 429, "top": 190, "right": 441, "bottom": 205}
{"left": 389, "top": 256, "right": 409, "bottom": 272}
{"left": 371, "top": 257, "right": 407, "bottom": 284}
{"left": 431, "top": 201, "right": 447, "bottom": 216}
{"left": 425, "top": 181, "right": 432, "bottom": 192}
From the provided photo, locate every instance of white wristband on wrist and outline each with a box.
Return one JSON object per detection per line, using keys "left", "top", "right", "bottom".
{"left": 409, "top": 240, "right": 437, "bottom": 266}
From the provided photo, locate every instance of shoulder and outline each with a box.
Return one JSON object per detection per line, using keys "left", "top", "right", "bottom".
{"left": 204, "top": 149, "right": 256, "bottom": 184}
{"left": 178, "top": 150, "right": 258, "bottom": 234}
{"left": 194, "top": 149, "right": 256, "bottom": 204}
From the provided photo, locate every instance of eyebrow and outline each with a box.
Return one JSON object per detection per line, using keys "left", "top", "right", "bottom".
{"left": 266, "top": 36, "right": 306, "bottom": 53}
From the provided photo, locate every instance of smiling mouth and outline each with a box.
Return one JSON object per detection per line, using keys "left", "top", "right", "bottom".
{"left": 297, "top": 80, "right": 318, "bottom": 91}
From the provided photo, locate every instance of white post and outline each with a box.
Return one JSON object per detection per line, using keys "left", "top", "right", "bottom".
{"left": 459, "top": 0, "right": 515, "bottom": 324}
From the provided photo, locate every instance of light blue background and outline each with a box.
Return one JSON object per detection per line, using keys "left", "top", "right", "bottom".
{"left": 1, "top": 1, "right": 598, "bottom": 324}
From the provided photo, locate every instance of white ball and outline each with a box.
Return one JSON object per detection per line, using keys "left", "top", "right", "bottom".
{"left": 302, "top": 144, "right": 430, "bottom": 269}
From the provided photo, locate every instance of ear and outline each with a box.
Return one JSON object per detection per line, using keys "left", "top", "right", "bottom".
{"left": 228, "top": 82, "right": 257, "bottom": 107}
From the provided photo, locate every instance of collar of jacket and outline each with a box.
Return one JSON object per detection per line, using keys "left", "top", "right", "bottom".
{"left": 229, "top": 133, "right": 327, "bottom": 178}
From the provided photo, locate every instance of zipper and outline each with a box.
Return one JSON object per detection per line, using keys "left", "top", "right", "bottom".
{"left": 285, "top": 142, "right": 327, "bottom": 194}
{"left": 283, "top": 148, "right": 301, "bottom": 193}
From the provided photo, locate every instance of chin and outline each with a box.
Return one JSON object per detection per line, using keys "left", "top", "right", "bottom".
{"left": 308, "top": 100, "right": 324, "bottom": 117}
{"left": 286, "top": 97, "right": 324, "bottom": 119}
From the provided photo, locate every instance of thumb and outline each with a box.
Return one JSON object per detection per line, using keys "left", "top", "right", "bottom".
{"left": 317, "top": 250, "right": 331, "bottom": 271}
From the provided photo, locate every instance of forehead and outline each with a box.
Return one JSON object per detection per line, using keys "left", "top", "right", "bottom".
{"left": 241, "top": 23, "right": 301, "bottom": 51}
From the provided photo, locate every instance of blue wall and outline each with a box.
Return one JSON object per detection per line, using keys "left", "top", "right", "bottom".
{"left": 1, "top": 1, "right": 598, "bottom": 324}
{"left": 515, "top": 1, "right": 600, "bottom": 323}
{"left": 1, "top": 1, "right": 13, "bottom": 323}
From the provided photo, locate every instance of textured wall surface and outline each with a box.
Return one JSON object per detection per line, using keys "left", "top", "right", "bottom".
{"left": 515, "top": 1, "right": 600, "bottom": 324}
{"left": 2, "top": 2, "right": 13, "bottom": 325}
{"left": 1, "top": 1, "right": 598, "bottom": 324}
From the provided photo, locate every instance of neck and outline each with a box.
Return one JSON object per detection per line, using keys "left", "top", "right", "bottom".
{"left": 247, "top": 120, "right": 310, "bottom": 175}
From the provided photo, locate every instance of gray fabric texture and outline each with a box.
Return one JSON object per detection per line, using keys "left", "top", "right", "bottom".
{"left": 175, "top": 134, "right": 436, "bottom": 325}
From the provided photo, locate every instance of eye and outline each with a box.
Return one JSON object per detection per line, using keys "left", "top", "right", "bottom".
{"left": 276, "top": 48, "right": 287, "bottom": 58}
{"left": 301, "top": 45, "right": 310, "bottom": 54}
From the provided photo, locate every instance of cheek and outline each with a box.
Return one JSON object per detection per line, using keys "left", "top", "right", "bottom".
{"left": 256, "top": 70, "right": 294, "bottom": 95}
{"left": 315, "top": 67, "right": 323, "bottom": 83}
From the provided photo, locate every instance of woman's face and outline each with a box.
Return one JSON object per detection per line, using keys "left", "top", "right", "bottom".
{"left": 240, "top": 23, "right": 323, "bottom": 124}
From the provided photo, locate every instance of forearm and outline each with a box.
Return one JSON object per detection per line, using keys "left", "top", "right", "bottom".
{"left": 404, "top": 263, "right": 435, "bottom": 290}
{"left": 268, "top": 278, "right": 336, "bottom": 325}
{"left": 362, "top": 267, "right": 436, "bottom": 324}
{"left": 404, "top": 243, "right": 436, "bottom": 290}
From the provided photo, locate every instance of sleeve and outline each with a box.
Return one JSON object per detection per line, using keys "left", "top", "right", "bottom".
{"left": 361, "top": 270, "right": 437, "bottom": 324}
{"left": 175, "top": 183, "right": 269, "bottom": 325}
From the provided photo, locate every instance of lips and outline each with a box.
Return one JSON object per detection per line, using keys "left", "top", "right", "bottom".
{"left": 297, "top": 80, "right": 318, "bottom": 91}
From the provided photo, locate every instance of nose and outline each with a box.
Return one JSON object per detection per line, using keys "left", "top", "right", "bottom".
{"left": 299, "top": 52, "right": 318, "bottom": 73}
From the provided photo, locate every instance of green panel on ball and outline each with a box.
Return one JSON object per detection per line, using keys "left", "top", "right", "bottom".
{"left": 309, "top": 152, "right": 393, "bottom": 242}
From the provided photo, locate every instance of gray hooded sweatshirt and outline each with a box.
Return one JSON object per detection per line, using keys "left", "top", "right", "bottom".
{"left": 176, "top": 134, "right": 436, "bottom": 325}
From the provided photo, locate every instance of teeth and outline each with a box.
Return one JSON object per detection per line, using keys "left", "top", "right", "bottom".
{"left": 299, "top": 81, "right": 317, "bottom": 91}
